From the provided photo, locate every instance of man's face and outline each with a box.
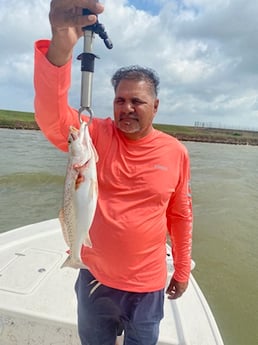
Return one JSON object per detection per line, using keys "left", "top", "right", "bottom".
{"left": 113, "top": 79, "right": 159, "bottom": 140}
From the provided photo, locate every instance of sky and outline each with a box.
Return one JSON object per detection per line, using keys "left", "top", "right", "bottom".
{"left": 1, "top": 0, "right": 258, "bottom": 129}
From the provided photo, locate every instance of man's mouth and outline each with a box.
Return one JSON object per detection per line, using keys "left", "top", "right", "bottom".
{"left": 119, "top": 115, "right": 138, "bottom": 122}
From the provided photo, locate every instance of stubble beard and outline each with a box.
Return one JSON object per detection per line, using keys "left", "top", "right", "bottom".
{"left": 117, "top": 120, "right": 140, "bottom": 134}
{"left": 116, "top": 115, "right": 141, "bottom": 134}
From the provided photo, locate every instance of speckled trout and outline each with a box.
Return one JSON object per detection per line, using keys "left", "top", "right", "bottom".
{"left": 59, "top": 122, "right": 98, "bottom": 269}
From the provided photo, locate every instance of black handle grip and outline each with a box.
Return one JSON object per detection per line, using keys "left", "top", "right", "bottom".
{"left": 82, "top": 8, "right": 113, "bottom": 49}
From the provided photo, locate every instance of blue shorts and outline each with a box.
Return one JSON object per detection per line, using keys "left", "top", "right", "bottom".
{"left": 75, "top": 269, "right": 164, "bottom": 345}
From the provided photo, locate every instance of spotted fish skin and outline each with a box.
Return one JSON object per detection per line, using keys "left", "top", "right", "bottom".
{"left": 59, "top": 121, "right": 98, "bottom": 269}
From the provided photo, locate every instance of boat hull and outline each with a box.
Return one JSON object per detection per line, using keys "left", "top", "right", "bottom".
{"left": 0, "top": 219, "right": 224, "bottom": 345}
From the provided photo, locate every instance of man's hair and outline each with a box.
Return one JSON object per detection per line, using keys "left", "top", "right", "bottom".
{"left": 111, "top": 65, "right": 160, "bottom": 97}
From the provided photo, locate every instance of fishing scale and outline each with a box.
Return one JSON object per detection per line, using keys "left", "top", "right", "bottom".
{"left": 78, "top": 8, "right": 113, "bottom": 124}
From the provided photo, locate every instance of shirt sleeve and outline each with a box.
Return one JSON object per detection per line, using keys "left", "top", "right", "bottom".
{"left": 166, "top": 146, "right": 193, "bottom": 282}
{"left": 34, "top": 40, "right": 80, "bottom": 152}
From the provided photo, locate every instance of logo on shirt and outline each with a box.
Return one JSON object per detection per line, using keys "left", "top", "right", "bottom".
{"left": 154, "top": 164, "right": 168, "bottom": 171}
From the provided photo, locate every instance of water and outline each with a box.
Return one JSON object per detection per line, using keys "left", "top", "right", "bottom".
{"left": 0, "top": 128, "right": 257, "bottom": 345}
{"left": 188, "top": 142, "right": 258, "bottom": 345}
{"left": 0, "top": 129, "right": 67, "bottom": 231}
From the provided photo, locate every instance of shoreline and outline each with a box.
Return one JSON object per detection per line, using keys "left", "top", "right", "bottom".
{"left": 0, "top": 123, "right": 40, "bottom": 130}
{"left": 1, "top": 122, "right": 258, "bottom": 146}
{"left": 1, "top": 109, "right": 258, "bottom": 146}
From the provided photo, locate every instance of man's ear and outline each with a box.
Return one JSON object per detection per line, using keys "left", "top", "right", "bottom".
{"left": 153, "top": 98, "right": 159, "bottom": 115}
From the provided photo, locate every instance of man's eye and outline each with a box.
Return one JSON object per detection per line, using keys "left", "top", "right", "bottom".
{"left": 133, "top": 100, "right": 143, "bottom": 105}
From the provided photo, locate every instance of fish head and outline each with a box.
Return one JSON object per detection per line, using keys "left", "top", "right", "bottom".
{"left": 68, "top": 123, "right": 93, "bottom": 166}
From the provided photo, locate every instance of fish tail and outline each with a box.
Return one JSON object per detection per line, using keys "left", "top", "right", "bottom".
{"left": 60, "top": 256, "right": 71, "bottom": 269}
{"left": 61, "top": 255, "right": 88, "bottom": 270}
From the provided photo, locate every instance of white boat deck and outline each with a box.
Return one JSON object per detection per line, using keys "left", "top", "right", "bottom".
{"left": 0, "top": 219, "right": 224, "bottom": 345}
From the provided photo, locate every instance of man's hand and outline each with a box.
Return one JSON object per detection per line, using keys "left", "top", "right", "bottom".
{"left": 47, "top": 0, "right": 104, "bottom": 66}
{"left": 166, "top": 276, "right": 188, "bottom": 300}
{"left": 49, "top": 0, "right": 104, "bottom": 32}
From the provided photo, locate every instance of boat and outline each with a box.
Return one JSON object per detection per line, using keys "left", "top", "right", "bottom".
{"left": 0, "top": 218, "right": 224, "bottom": 345}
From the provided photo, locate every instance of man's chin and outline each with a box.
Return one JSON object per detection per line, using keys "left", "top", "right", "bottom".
{"left": 116, "top": 122, "right": 140, "bottom": 134}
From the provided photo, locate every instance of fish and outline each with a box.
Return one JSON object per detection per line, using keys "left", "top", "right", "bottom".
{"left": 59, "top": 121, "right": 98, "bottom": 269}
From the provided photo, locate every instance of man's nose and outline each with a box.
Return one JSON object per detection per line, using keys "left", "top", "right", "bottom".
{"left": 122, "top": 101, "right": 135, "bottom": 113}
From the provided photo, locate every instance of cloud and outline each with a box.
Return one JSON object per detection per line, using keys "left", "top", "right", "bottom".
{"left": 1, "top": 0, "right": 258, "bottom": 129}
{"left": 0, "top": 0, "right": 51, "bottom": 111}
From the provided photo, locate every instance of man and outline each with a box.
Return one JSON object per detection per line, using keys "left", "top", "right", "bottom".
{"left": 34, "top": 1, "right": 193, "bottom": 344}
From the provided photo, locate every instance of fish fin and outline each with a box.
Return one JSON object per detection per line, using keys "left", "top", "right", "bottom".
{"left": 83, "top": 235, "right": 93, "bottom": 248}
{"left": 58, "top": 209, "right": 70, "bottom": 247}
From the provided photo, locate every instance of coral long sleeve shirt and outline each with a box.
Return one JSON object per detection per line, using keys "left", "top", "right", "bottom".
{"left": 34, "top": 40, "right": 193, "bottom": 292}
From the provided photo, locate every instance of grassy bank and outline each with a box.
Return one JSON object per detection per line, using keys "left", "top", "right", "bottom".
{"left": 1, "top": 109, "right": 258, "bottom": 145}
{"left": 0, "top": 109, "right": 39, "bottom": 130}
{"left": 154, "top": 123, "right": 258, "bottom": 146}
